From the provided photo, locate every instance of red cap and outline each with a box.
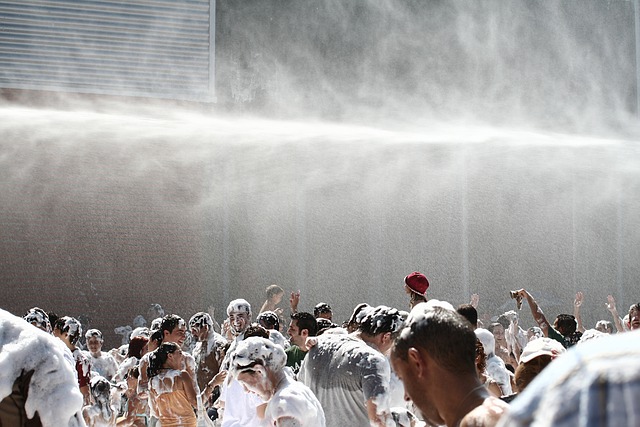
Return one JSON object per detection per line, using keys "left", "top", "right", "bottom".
{"left": 404, "top": 272, "right": 429, "bottom": 296}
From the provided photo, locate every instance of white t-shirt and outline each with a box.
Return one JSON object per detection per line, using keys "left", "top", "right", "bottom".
{"left": 264, "top": 375, "right": 325, "bottom": 427}
{"left": 84, "top": 351, "right": 118, "bottom": 381}
{"left": 219, "top": 377, "right": 264, "bottom": 427}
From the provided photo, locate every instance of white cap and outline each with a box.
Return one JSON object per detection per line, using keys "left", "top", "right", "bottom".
{"left": 520, "top": 337, "right": 565, "bottom": 364}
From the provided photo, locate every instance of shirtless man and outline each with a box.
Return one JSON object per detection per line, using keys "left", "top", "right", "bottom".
{"left": 391, "top": 301, "right": 508, "bottom": 427}
{"left": 189, "top": 312, "right": 227, "bottom": 391}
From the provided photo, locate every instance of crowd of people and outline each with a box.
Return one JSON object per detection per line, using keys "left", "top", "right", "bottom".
{"left": 1, "top": 271, "right": 639, "bottom": 427}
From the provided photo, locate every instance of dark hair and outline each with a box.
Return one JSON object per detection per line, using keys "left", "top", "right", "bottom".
{"left": 257, "top": 311, "right": 280, "bottom": 330}
{"left": 291, "top": 312, "right": 318, "bottom": 337}
{"left": 243, "top": 323, "right": 270, "bottom": 339}
{"left": 53, "top": 316, "right": 82, "bottom": 345}
{"left": 555, "top": 314, "right": 577, "bottom": 336}
{"left": 393, "top": 307, "right": 476, "bottom": 375}
{"left": 266, "top": 284, "right": 284, "bottom": 299}
{"left": 85, "top": 328, "right": 103, "bottom": 341}
{"left": 147, "top": 342, "right": 179, "bottom": 378}
{"left": 24, "top": 307, "right": 52, "bottom": 332}
{"left": 488, "top": 322, "right": 504, "bottom": 334}
{"left": 313, "top": 303, "right": 332, "bottom": 318}
{"left": 344, "top": 303, "right": 371, "bottom": 331}
{"left": 457, "top": 304, "right": 478, "bottom": 328}
{"left": 496, "top": 314, "right": 511, "bottom": 330}
{"left": 316, "top": 318, "right": 336, "bottom": 330}
{"left": 47, "top": 312, "right": 59, "bottom": 330}
{"left": 125, "top": 367, "right": 140, "bottom": 380}
{"left": 150, "top": 329, "right": 164, "bottom": 346}
{"left": 159, "top": 314, "right": 184, "bottom": 336}
{"left": 127, "top": 336, "right": 150, "bottom": 359}
{"left": 189, "top": 312, "right": 213, "bottom": 330}
{"left": 358, "top": 306, "right": 404, "bottom": 338}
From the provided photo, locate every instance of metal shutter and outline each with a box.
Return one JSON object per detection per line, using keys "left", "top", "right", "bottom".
{"left": 0, "top": 0, "right": 215, "bottom": 102}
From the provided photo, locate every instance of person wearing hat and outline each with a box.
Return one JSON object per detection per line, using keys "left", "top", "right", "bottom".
{"left": 404, "top": 272, "right": 429, "bottom": 309}
{"left": 514, "top": 337, "right": 565, "bottom": 392}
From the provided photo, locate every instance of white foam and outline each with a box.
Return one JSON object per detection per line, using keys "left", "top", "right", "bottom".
{"left": 0, "top": 308, "right": 85, "bottom": 427}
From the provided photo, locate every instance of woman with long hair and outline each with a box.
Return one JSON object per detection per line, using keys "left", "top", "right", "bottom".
{"left": 147, "top": 342, "right": 197, "bottom": 427}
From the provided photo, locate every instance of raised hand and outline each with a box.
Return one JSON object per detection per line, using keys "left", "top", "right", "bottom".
{"left": 574, "top": 291, "right": 584, "bottom": 307}
{"left": 606, "top": 295, "right": 617, "bottom": 313}
{"left": 470, "top": 293, "right": 479, "bottom": 308}
{"left": 290, "top": 290, "right": 301, "bottom": 313}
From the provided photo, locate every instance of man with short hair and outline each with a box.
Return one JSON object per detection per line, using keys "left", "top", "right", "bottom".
{"left": 218, "top": 299, "right": 264, "bottom": 427}
{"left": 157, "top": 314, "right": 197, "bottom": 384}
{"left": 514, "top": 289, "right": 579, "bottom": 348}
{"left": 23, "top": 307, "right": 52, "bottom": 333}
{"left": 391, "top": 302, "right": 508, "bottom": 427}
{"left": 313, "top": 303, "right": 333, "bottom": 320}
{"left": 299, "top": 305, "right": 404, "bottom": 427}
{"left": 83, "top": 329, "right": 118, "bottom": 381}
{"left": 223, "top": 299, "right": 252, "bottom": 356}
{"left": 159, "top": 314, "right": 187, "bottom": 347}
{"left": 457, "top": 303, "right": 478, "bottom": 329}
{"left": 189, "top": 312, "right": 226, "bottom": 391}
{"left": 53, "top": 316, "right": 92, "bottom": 404}
{"left": 286, "top": 312, "right": 318, "bottom": 373}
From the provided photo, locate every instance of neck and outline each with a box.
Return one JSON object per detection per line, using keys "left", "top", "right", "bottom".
{"left": 354, "top": 331, "right": 381, "bottom": 351}
{"left": 440, "top": 375, "right": 488, "bottom": 427}
{"left": 265, "top": 371, "right": 286, "bottom": 399}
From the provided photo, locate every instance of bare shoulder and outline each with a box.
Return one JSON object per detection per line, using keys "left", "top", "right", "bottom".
{"left": 461, "top": 397, "right": 509, "bottom": 427}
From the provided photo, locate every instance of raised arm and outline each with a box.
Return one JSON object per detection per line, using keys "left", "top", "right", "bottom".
{"left": 516, "top": 289, "right": 550, "bottom": 336}
{"left": 605, "top": 295, "right": 624, "bottom": 333}
{"left": 573, "top": 291, "right": 585, "bottom": 333}
{"left": 470, "top": 293, "right": 480, "bottom": 309}
{"left": 289, "top": 290, "right": 300, "bottom": 314}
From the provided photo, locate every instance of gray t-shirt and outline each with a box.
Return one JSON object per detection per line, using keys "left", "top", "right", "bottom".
{"left": 298, "top": 334, "right": 390, "bottom": 427}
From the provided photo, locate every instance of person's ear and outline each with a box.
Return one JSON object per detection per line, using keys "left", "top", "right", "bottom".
{"left": 301, "top": 329, "right": 309, "bottom": 339}
{"left": 407, "top": 347, "right": 427, "bottom": 378}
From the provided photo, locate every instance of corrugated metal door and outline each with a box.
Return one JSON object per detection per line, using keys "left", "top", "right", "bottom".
{"left": 0, "top": 0, "right": 215, "bottom": 102}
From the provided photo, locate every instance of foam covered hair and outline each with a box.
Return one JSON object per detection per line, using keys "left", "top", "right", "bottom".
{"left": 357, "top": 305, "right": 405, "bottom": 335}
{"left": 24, "top": 307, "right": 51, "bottom": 333}
{"left": 228, "top": 336, "right": 286, "bottom": 377}
{"left": 189, "top": 312, "right": 213, "bottom": 329}
{"left": 474, "top": 328, "right": 496, "bottom": 357}
{"left": 85, "top": 328, "right": 103, "bottom": 340}
{"left": 227, "top": 298, "right": 252, "bottom": 316}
